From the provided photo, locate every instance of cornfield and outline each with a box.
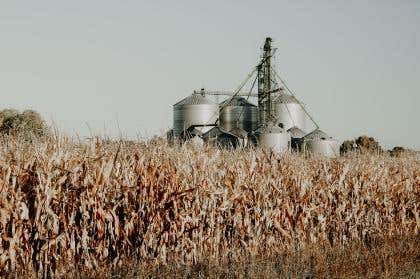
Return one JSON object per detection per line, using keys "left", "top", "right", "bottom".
{"left": 0, "top": 135, "right": 418, "bottom": 278}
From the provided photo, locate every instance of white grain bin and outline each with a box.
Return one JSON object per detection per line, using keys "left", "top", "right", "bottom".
{"left": 258, "top": 123, "right": 291, "bottom": 153}
{"left": 272, "top": 92, "right": 306, "bottom": 131}
{"left": 304, "top": 129, "right": 340, "bottom": 158}
{"left": 173, "top": 93, "right": 218, "bottom": 137}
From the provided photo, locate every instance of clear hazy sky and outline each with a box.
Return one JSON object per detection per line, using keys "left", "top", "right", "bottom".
{"left": 0, "top": 1, "right": 419, "bottom": 149}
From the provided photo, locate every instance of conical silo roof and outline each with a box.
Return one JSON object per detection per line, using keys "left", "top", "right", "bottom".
{"left": 288, "top": 127, "right": 305, "bottom": 138}
{"left": 304, "top": 129, "right": 330, "bottom": 141}
{"left": 174, "top": 93, "right": 216, "bottom": 107}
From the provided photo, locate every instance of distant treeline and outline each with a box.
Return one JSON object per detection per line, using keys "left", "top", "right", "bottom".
{"left": 340, "top": 135, "right": 415, "bottom": 157}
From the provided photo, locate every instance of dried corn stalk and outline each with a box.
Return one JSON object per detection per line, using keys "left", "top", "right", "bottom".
{"left": 0, "top": 136, "right": 418, "bottom": 277}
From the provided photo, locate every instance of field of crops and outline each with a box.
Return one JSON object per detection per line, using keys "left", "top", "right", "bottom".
{"left": 0, "top": 136, "right": 418, "bottom": 278}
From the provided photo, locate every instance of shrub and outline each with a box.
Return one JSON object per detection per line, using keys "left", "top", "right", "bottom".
{"left": 388, "top": 146, "right": 417, "bottom": 157}
{"left": 340, "top": 140, "right": 356, "bottom": 154}
{"left": 340, "top": 135, "right": 382, "bottom": 155}
{"left": 0, "top": 109, "right": 48, "bottom": 139}
{"left": 355, "top": 135, "right": 382, "bottom": 153}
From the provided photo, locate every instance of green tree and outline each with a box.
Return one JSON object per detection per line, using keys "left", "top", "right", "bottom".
{"left": 0, "top": 109, "right": 48, "bottom": 139}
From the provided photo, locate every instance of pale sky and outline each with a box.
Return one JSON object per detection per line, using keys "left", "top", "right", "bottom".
{"left": 0, "top": 1, "right": 419, "bottom": 149}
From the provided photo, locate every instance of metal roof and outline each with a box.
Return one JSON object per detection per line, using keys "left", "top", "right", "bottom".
{"left": 304, "top": 129, "right": 330, "bottom": 141}
{"left": 202, "top": 126, "right": 248, "bottom": 139}
{"left": 219, "top": 96, "right": 256, "bottom": 107}
{"left": 288, "top": 127, "right": 305, "bottom": 138}
{"left": 273, "top": 93, "right": 299, "bottom": 104}
{"left": 226, "top": 127, "right": 248, "bottom": 138}
{"left": 174, "top": 93, "right": 217, "bottom": 107}
{"left": 202, "top": 126, "right": 220, "bottom": 139}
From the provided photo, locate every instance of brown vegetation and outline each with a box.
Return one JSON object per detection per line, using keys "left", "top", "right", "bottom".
{"left": 0, "top": 136, "right": 418, "bottom": 278}
{"left": 113, "top": 236, "right": 419, "bottom": 278}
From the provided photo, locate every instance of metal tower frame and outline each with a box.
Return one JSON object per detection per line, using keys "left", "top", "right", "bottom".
{"left": 257, "top": 37, "right": 276, "bottom": 125}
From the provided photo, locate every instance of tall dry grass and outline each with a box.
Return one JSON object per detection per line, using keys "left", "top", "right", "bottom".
{"left": 0, "top": 135, "right": 418, "bottom": 277}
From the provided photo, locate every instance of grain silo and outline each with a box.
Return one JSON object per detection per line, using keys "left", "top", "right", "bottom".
{"left": 219, "top": 97, "right": 258, "bottom": 133}
{"left": 173, "top": 93, "right": 218, "bottom": 137}
{"left": 271, "top": 92, "right": 306, "bottom": 131}
{"left": 257, "top": 124, "right": 291, "bottom": 153}
{"left": 304, "top": 129, "right": 340, "bottom": 157}
{"left": 170, "top": 37, "right": 341, "bottom": 155}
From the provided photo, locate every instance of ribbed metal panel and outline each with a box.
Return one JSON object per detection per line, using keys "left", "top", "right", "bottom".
{"left": 219, "top": 97, "right": 258, "bottom": 133}
{"left": 173, "top": 94, "right": 218, "bottom": 137}
{"left": 271, "top": 93, "right": 306, "bottom": 131}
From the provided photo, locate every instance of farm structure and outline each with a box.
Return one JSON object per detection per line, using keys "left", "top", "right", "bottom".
{"left": 170, "top": 38, "right": 340, "bottom": 157}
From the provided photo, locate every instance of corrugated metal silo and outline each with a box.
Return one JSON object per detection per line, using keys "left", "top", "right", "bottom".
{"left": 258, "top": 124, "right": 291, "bottom": 153}
{"left": 173, "top": 93, "right": 218, "bottom": 137}
{"left": 304, "top": 129, "right": 340, "bottom": 158}
{"left": 219, "top": 97, "right": 258, "bottom": 133}
{"left": 272, "top": 93, "right": 306, "bottom": 131}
